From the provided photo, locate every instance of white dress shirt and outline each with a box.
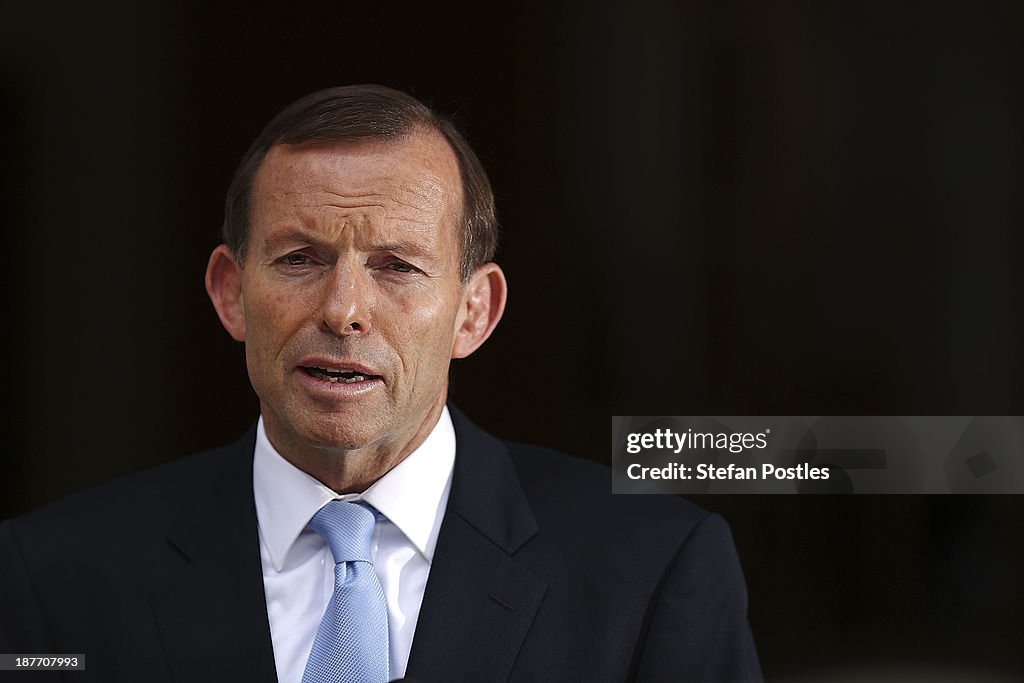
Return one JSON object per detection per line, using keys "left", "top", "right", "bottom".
{"left": 253, "top": 407, "right": 456, "bottom": 683}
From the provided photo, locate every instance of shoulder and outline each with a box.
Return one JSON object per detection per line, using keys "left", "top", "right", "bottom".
{"left": 505, "top": 439, "right": 709, "bottom": 520}
{"left": 502, "top": 439, "right": 721, "bottom": 557}
{"left": 449, "top": 404, "right": 709, "bottom": 534}
{"left": 494, "top": 437, "right": 754, "bottom": 658}
{"left": 3, "top": 430, "right": 254, "bottom": 554}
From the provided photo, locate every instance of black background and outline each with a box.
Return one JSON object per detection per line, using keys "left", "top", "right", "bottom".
{"left": 2, "top": 1, "right": 1022, "bottom": 679}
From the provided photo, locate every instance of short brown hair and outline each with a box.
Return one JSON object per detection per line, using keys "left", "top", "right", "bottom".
{"left": 222, "top": 84, "right": 498, "bottom": 280}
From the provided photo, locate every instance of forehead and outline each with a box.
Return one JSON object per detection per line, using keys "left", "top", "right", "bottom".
{"left": 251, "top": 131, "right": 463, "bottom": 228}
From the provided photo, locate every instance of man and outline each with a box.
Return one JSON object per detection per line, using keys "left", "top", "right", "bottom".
{"left": 0, "top": 85, "right": 762, "bottom": 682}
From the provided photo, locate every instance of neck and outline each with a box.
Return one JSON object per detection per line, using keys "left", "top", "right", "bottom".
{"left": 263, "top": 399, "right": 447, "bottom": 494}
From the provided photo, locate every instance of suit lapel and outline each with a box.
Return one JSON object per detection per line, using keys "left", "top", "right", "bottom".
{"left": 407, "top": 407, "right": 547, "bottom": 682}
{"left": 149, "top": 430, "right": 278, "bottom": 683}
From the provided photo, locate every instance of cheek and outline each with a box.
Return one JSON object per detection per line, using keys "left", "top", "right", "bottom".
{"left": 243, "top": 283, "right": 312, "bottom": 356}
{"left": 391, "top": 289, "right": 461, "bottom": 364}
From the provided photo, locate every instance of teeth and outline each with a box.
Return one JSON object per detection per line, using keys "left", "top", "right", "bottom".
{"left": 306, "top": 366, "right": 372, "bottom": 383}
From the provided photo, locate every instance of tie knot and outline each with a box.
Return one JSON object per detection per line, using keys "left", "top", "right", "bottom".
{"left": 308, "top": 500, "right": 376, "bottom": 564}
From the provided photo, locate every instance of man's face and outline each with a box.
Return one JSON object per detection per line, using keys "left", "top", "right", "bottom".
{"left": 226, "top": 132, "right": 471, "bottom": 462}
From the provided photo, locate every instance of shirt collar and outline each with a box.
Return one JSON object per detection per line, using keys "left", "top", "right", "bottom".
{"left": 253, "top": 406, "right": 456, "bottom": 572}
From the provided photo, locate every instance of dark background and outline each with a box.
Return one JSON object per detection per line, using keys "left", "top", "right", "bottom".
{"left": 2, "top": 1, "right": 1022, "bottom": 680}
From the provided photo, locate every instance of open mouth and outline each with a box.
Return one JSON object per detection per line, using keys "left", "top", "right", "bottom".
{"left": 302, "top": 366, "right": 382, "bottom": 384}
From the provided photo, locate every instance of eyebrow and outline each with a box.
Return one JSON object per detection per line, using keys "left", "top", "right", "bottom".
{"left": 262, "top": 228, "right": 438, "bottom": 261}
{"left": 261, "top": 228, "right": 328, "bottom": 254}
{"left": 373, "top": 240, "right": 435, "bottom": 259}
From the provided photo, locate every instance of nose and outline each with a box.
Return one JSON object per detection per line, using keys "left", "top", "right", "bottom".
{"left": 320, "top": 261, "right": 373, "bottom": 336}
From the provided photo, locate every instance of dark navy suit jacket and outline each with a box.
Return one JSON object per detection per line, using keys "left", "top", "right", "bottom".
{"left": 0, "top": 407, "right": 762, "bottom": 682}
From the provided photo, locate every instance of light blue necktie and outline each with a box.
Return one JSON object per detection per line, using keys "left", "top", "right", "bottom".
{"left": 301, "top": 501, "right": 390, "bottom": 683}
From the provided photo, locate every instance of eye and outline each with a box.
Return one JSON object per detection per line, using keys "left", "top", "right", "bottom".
{"left": 389, "top": 261, "right": 416, "bottom": 273}
{"left": 366, "top": 253, "right": 427, "bottom": 277}
{"left": 280, "top": 252, "right": 312, "bottom": 266}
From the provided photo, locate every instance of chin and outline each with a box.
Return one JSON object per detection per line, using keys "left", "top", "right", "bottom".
{"left": 297, "top": 415, "right": 388, "bottom": 453}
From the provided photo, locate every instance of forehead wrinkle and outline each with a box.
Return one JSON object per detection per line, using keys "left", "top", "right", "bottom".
{"left": 267, "top": 188, "right": 387, "bottom": 210}
{"left": 272, "top": 184, "right": 444, "bottom": 217}
{"left": 320, "top": 185, "right": 448, "bottom": 231}
{"left": 260, "top": 212, "right": 442, "bottom": 255}
{"left": 321, "top": 180, "right": 449, "bottom": 216}
{"left": 309, "top": 200, "right": 438, "bottom": 230}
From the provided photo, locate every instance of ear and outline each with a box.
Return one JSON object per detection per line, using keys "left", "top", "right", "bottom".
{"left": 452, "top": 262, "right": 507, "bottom": 359}
{"left": 205, "top": 244, "right": 247, "bottom": 342}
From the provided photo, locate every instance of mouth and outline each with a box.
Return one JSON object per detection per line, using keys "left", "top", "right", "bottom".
{"left": 301, "top": 365, "right": 383, "bottom": 384}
